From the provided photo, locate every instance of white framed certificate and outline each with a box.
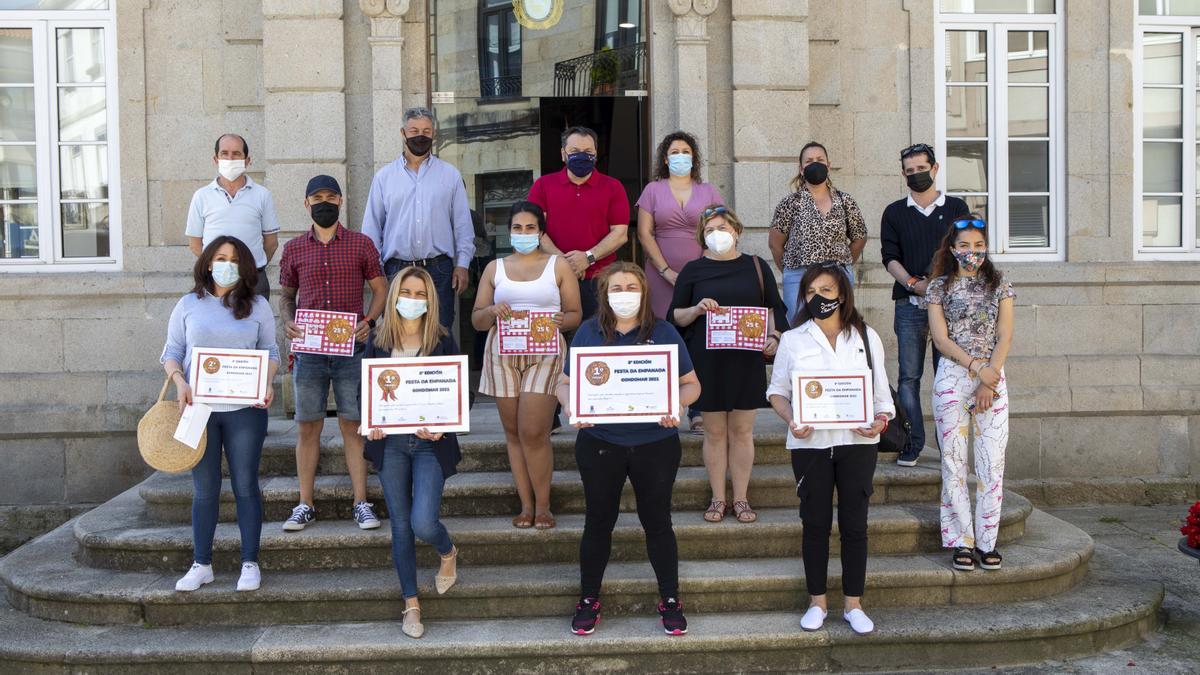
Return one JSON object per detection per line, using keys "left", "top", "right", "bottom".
{"left": 569, "top": 345, "right": 679, "bottom": 425}
{"left": 189, "top": 348, "right": 270, "bottom": 406}
{"left": 792, "top": 370, "right": 874, "bottom": 429}
{"left": 361, "top": 355, "right": 470, "bottom": 434}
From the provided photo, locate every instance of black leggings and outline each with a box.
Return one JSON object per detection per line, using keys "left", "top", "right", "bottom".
{"left": 576, "top": 431, "right": 682, "bottom": 599}
{"left": 791, "top": 446, "right": 877, "bottom": 597}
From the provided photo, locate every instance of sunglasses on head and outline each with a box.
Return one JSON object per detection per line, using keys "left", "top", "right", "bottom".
{"left": 702, "top": 206, "right": 728, "bottom": 219}
{"left": 900, "top": 143, "right": 936, "bottom": 163}
{"left": 954, "top": 219, "right": 986, "bottom": 230}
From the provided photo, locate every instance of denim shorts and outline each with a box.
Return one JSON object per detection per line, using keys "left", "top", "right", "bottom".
{"left": 292, "top": 342, "right": 364, "bottom": 422}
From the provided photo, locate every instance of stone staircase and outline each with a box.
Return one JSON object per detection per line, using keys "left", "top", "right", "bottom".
{"left": 0, "top": 409, "right": 1163, "bottom": 672}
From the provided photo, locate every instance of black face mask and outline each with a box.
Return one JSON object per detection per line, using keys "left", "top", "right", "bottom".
{"left": 806, "top": 293, "right": 840, "bottom": 320}
{"left": 310, "top": 201, "right": 339, "bottom": 228}
{"left": 906, "top": 170, "right": 934, "bottom": 193}
{"left": 802, "top": 162, "right": 829, "bottom": 185}
{"left": 406, "top": 134, "right": 433, "bottom": 156}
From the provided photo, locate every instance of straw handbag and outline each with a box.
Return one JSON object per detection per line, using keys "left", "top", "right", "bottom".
{"left": 137, "top": 375, "right": 206, "bottom": 473}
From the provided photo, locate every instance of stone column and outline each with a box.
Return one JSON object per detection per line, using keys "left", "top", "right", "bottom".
{"left": 359, "top": 0, "right": 412, "bottom": 173}
{"left": 668, "top": 0, "right": 718, "bottom": 161}
{"left": 730, "top": 1, "right": 809, "bottom": 232}
{"left": 261, "top": 0, "right": 347, "bottom": 231}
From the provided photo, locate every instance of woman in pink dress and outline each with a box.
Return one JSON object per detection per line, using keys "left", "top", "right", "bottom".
{"left": 636, "top": 131, "right": 725, "bottom": 320}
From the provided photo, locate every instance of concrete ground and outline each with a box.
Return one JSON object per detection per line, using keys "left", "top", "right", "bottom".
{"left": 959, "top": 504, "right": 1200, "bottom": 674}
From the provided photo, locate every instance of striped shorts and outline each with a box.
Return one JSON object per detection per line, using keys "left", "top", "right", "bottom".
{"left": 477, "top": 328, "right": 565, "bottom": 398}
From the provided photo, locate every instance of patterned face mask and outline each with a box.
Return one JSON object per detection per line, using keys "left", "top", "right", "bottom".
{"left": 953, "top": 249, "right": 986, "bottom": 272}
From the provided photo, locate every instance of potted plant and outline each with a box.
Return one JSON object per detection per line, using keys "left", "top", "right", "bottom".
{"left": 590, "top": 46, "right": 618, "bottom": 96}
{"left": 1179, "top": 500, "right": 1200, "bottom": 564}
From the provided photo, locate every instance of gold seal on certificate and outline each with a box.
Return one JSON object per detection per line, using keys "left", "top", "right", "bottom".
{"left": 361, "top": 355, "right": 470, "bottom": 434}
{"left": 569, "top": 345, "right": 679, "bottom": 425}
{"left": 792, "top": 370, "right": 874, "bottom": 429}
{"left": 189, "top": 348, "right": 270, "bottom": 406}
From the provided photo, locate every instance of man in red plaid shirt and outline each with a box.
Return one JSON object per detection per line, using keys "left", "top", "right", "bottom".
{"left": 278, "top": 175, "right": 389, "bottom": 532}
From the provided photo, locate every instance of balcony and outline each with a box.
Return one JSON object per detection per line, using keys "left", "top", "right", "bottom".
{"left": 553, "top": 42, "right": 646, "bottom": 97}
{"left": 479, "top": 74, "right": 523, "bottom": 100}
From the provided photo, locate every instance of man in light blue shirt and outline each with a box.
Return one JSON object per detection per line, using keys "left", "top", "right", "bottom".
{"left": 185, "top": 134, "right": 280, "bottom": 299}
{"left": 362, "top": 107, "right": 475, "bottom": 330}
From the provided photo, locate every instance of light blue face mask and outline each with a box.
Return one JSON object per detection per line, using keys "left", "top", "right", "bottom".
{"left": 510, "top": 232, "right": 540, "bottom": 254}
{"left": 667, "top": 153, "right": 693, "bottom": 177}
{"left": 396, "top": 297, "right": 428, "bottom": 320}
{"left": 212, "top": 260, "right": 240, "bottom": 288}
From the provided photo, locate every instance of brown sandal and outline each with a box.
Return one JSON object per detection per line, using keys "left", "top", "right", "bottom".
{"left": 512, "top": 512, "right": 534, "bottom": 529}
{"left": 732, "top": 500, "right": 757, "bottom": 523}
{"left": 533, "top": 512, "right": 556, "bottom": 530}
{"left": 703, "top": 500, "right": 727, "bottom": 523}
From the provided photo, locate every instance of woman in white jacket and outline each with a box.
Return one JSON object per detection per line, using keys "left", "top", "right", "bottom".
{"left": 767, "top": 262, "right": 894, "bottom": 636}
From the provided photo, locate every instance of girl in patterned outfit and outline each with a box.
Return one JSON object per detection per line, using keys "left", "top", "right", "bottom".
{"left": 926, "top": 216, "right": 1015, "bottom": 572}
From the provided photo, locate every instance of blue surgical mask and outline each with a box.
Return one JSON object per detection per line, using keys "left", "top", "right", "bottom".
{"left": 212, "top": 260, "right": 240, "bottom": 288}
{"left": 566, "top": 151, "right": 596, "bottom": 178}
{"left": 667, "top": 154, "right": 693, "bottom": 177}
{"left": 396, "top": 297, "right": 428, "bottom": 320}
{"left": 510, "top": 233, "right": 540, "bottom": 254}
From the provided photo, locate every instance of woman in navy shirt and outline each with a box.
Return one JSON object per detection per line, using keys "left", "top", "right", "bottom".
{"left": 556, "top": 262, "right": 701, "bottom": 637}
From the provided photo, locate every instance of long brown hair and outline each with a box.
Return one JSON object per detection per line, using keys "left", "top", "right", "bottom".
{"left": 931, "top": 215, "right": 1002, "bottom": 293}
{"left": 373, "top": 266, "right": 447, "bottom": 355}
{"left": 790, "top": 140, "right": 835, "bottom": 191}
{"left": 790, "top": 262, "right": 868, "bottom": 340}
{"left": 191, "top": 236, "right": 259, "bottom": 320}
{"left": 594, "top": 262, "right": 656, "bottom": 345}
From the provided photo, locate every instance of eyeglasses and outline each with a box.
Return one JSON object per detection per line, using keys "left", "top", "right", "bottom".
{"left": 900, "top": 143, "right": 936, "bottom": 163}
{"left": 702, "top": 206, "right": 728, "bottom": 219}
{"left": 954, "top": 219, "right": 986, "bottom": 230}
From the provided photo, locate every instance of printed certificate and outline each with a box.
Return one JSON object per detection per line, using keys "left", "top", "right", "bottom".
{"left": 705, "top": 306, "right": 769, "bottom": 351}
{"left": 189, "top": 348, "right": 270, "bottom": 406}
{"left": 792, "top": 370, "right": 874, "bottom": 429}
{"left": 291, "top": 309, "right": 358, "bottom": 357}
{"left": 361, "top": 355, "right": 470, "bottom": 434}
{"left": 569, "top": 345, "right": 678, "bottom": 425}
{"left": 496, "top": 310, "right": 560, "bottom": 355}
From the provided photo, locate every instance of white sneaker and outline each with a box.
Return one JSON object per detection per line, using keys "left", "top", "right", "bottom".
{"left": 174, "top": 562, "right": 214, "bottom": 592}
{"left": 843, "top": 608, "right": 874, "bottom": 635}
{"left": 800, "top": 605, "right": 827, "bottom": 631}
{"left": 236, "top": 562, "right": 261, "bottom": 592}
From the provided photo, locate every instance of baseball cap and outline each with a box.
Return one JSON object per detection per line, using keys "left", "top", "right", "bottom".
{"left": 305, "top": 174, "right": 342, "bottom": 197}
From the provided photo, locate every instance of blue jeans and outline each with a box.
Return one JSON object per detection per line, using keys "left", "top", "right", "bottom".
{"left": 782, "top": 264, "right": 856, "bottom": 327}
{"left": 191, "top": 407, "right": 268, "bottom": 565}
{"left": 292, "top": 341, "right": 364, "bottom": 422}
{"left": 377, "top": 434, "right": 454, "bottom": 598}
{"left": 386, "top": 255, "right": 456, "bottom": 331}
{"left": 894, "top": 299, "right": 942, "bottom": 455}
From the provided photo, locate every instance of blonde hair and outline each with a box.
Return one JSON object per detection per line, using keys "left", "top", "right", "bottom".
{"left": 373, "top": 266, "right": 447, "bottom": 355}
{"left": 695, "top": 204, "right": 746, "bottom": 249}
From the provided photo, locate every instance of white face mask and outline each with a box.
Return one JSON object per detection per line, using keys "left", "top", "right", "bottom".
{"left": 705, "top": 230, "right": 736, "bottom": 254}
{"left": 608, "top": 291, "right": 641, "bottom": 319}
{"left": 211, "top": 260, "right": 240, "bottom": 288}
{"left": 217, "top": 159, "right": 246, "bottom": 182}
{"left": 396, "top": 297, "right": 428, "bottom": 320}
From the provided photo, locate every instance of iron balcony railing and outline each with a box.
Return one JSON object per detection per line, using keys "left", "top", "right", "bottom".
{"left": 479, "top": 74, "right": 523, "bottom": 99}
{"left": 553, "top": 42, "right": 646, "bottom": 97}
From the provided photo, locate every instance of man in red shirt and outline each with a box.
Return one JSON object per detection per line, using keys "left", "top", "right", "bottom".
{"left": 527, "top": 125, "right": 630, "bottom": 319}
{"left": 278, "top": 175, "right": 388, "bottom": 533}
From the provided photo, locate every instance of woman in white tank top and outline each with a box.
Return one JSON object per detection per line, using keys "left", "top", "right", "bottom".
{"left": 471, "top": 201, "right": 582, "bottom": 530}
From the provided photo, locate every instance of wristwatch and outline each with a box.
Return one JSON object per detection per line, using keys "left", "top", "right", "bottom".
{"left": 585, "top": 250, "right": 596, "bottom": 266}
{"left": 367, "top": 318, "right": 376, "bottom": 329}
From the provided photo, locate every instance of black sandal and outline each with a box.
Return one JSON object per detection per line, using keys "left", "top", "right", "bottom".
{"left": 975, "top": 548, "right": 1002, "bottom": 570}
{"left": 952, "top": 547, "right": 975, "bottom": 571}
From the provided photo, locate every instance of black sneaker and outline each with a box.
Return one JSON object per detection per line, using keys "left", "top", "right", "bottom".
{"left": 571, "top": 597, "right": 601, "bottom": 635}
{"left": 658, "top": 597, "right": 688, "bottom": 635}
{"left": 896, "top": 447, "right": 921, "bottom": 467}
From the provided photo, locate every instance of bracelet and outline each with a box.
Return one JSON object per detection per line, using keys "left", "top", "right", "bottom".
{"left": 966, "top": 357, "right": 978, "bottom": 371}
{"left": 659, "top": 265, "right": 670, "bottom": 274}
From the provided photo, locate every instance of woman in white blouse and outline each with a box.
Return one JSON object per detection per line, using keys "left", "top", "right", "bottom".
{"left": 766, "top": 262, "right": 894, "bottom": 636}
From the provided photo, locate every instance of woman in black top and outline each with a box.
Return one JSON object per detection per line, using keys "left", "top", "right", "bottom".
{"left": 669, "top": 205, "right": 788, "bottom": 524}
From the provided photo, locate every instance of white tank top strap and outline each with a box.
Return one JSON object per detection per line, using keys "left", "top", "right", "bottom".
{"left": 493, "top": 254, "right": 562, "bottom": 312}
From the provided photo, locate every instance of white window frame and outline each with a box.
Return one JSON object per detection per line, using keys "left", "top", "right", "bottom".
{"left": 1133, "top": 10, "right": 1200, "bottom": 260}
{"left": 934, "top": 7, "right": 1066, "bottom": 262}
{"left": 0, "top": 5, "right": 121, "bottom": 273}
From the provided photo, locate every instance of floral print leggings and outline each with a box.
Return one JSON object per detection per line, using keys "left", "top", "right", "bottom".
{"left": 933, "top": 361, "right": 1009, "bottom": 554}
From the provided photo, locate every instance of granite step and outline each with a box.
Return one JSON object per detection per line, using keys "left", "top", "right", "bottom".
{"left": 144, "top": 460, "right": 943, "bottom": 522}
{"left": 74, "top": 487, "right": 1033, "bottom": 572}
{"left": 0, "top": 510, "right": 1090, "bottom": 627}
{"left": 0, "top": 561, "right": 1162, "bottom": 673}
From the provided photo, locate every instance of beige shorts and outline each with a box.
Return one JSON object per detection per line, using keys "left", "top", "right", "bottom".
{"left": 477, "top": 328, "right": 565, "bottom": 398}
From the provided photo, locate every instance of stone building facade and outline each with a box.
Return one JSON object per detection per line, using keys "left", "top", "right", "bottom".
{"left": 0, "top": 0, "right": 1197, "bottom": 544}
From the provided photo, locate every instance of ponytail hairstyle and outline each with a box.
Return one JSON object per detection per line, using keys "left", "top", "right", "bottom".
{"left": 931, "top": 214, "right": 1002, "bottom": 293}
{"left": 790, "top": 262, "right": 867, "bottom": 340}
{"left": 790, "top": 141, "right": 835, "bottom": 192}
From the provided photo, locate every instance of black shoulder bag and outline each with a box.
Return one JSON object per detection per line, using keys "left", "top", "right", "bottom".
{"left": 860, "top": 323, "right": 911, "bottom": 454}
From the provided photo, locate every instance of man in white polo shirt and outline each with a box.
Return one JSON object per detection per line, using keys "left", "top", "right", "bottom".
{"left": 185, "top": 133, "right": 281, "bottom": 299}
